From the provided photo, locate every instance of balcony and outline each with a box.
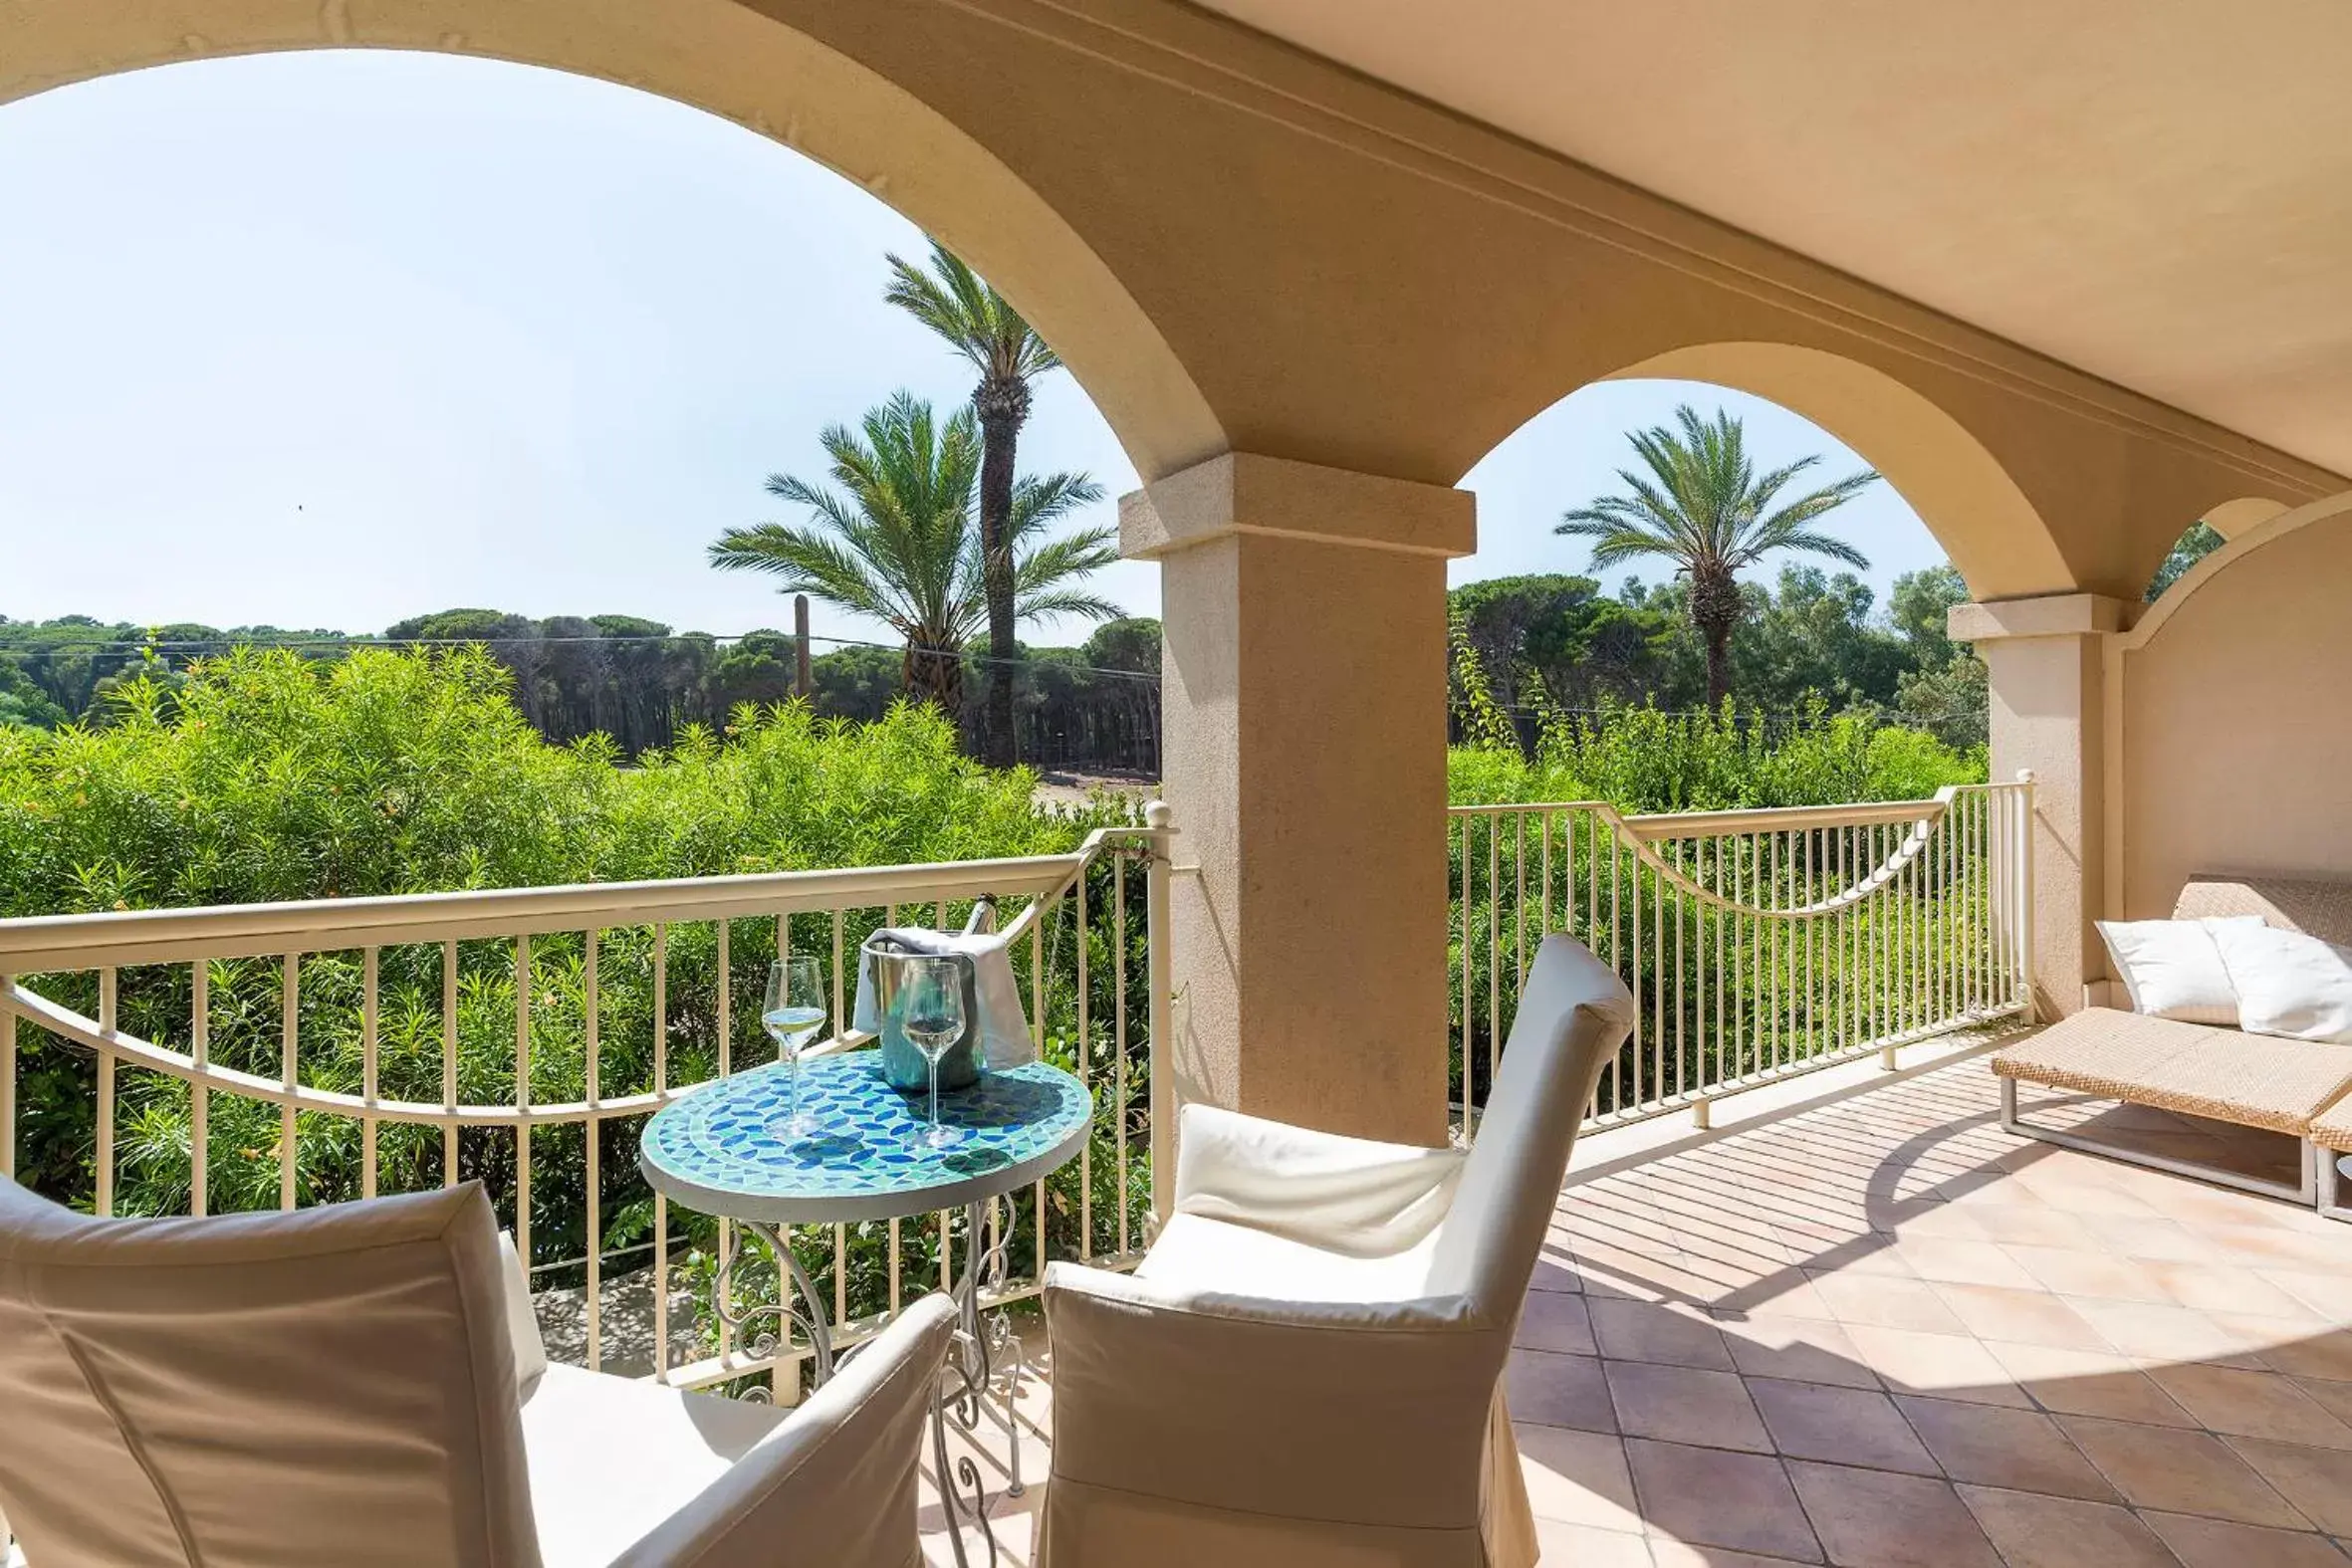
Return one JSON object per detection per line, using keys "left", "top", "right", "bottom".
{"left": 8, "top": 785, "right": 2351, "bottom": 1566}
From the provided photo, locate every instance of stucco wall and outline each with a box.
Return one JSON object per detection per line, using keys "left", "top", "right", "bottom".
{"left": 2117, "top": 503, "right": 2352, "bottom": 919}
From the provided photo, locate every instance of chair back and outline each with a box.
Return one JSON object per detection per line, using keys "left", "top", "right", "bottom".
{"left": 0, "top": 1178, "right": 540, "bottom": 1568}
{"left": 1427, "top": 936, "right": 1633, "bottom": 1317}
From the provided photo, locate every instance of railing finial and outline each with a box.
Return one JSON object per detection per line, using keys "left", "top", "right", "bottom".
{"left": 1144, "top": 799, "right": 1173, "bottom": 830}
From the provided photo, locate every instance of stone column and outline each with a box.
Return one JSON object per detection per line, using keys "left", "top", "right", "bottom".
{"left": 1950, "top": 593, "right": 2129, "bottom": 1018}
{"left": 1123, "top": 452, "right": 1474, "bottom": 1147}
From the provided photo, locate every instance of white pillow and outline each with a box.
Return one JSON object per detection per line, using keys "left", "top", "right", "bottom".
{"left": 2211, "top": 923, "right": 2352, "bottom": 1044}
{"left": 2096, "top": 917, "right": 2261, "bottom": 1024}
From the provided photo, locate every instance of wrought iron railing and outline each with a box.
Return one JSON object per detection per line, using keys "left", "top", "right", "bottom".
{"left": 1450, "top": 779, "right": 2035, "bottom": 1136}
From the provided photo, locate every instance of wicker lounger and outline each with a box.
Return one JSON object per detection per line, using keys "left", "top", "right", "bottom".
{"left": 1992, "top": 874, "right": 2352, "bottom": 1213}
{"left": 2312, "top": 1098, "right": 2352, "bottom": 1220}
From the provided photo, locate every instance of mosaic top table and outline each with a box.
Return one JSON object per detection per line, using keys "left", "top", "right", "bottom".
{"left": 639, "top": 1050, "right": 1091, "bottom": 1565}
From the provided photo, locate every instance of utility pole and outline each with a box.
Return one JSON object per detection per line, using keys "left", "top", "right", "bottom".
{"left": 793, "top": 594, "right": 813, "bottom": 700}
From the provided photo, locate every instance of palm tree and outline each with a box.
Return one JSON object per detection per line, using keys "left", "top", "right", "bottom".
{"left": 708, "top": 392, "right": 1116, "bottom": 718}
{"left": 1557, "top": 405, "right": 1878, "bottom": 707}
{"left": 883, "top": 241, "right": 1064, "bottom": 767}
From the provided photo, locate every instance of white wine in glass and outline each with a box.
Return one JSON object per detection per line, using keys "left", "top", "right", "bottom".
{"left": 763, "top": 956, "right": 826, "bottom": 1140}
{"left": 899, "top": 955, "right": 967, "bottom": 1151}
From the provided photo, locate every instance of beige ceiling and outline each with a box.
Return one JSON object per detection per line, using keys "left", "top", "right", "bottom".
{"left": 1193, "top": 0, "right": 2352, "bottom": 480}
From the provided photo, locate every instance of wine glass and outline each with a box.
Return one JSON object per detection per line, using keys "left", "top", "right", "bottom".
{"left": 899, "top": 954, "right": 968, "bottom": 1150}
{"left": 762, "top": 956, "right": 826, "bottom": 1140}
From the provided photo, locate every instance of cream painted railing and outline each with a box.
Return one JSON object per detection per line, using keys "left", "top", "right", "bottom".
{"left": 0, "top": 812, "right": 1172, "bottom": 1392}
{"left": 1451, "top": 779, "right": 2034, "bottom": 1136}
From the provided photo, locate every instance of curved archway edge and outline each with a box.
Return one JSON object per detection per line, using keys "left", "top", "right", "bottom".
{"left": 0, "top": 0, "right": 1225, "bottom": 480}
{"left": 1599, "top": 342, "right": 2073, "bottom": 602}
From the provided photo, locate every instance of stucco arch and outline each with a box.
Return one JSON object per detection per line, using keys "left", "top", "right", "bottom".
{"left": 0, "top": 0, "right": 1224, "bottom": 481}
{"left": 1593, "top": 342, "right": 2072, "bottom": 601}
{"left": 2199, "top": 497, "right": 2291, "bottom": 540}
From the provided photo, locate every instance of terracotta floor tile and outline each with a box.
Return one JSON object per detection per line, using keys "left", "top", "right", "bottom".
{"left": 1930, "top": 1282, "right": 2113, "bottom": 1351}
{"left": 1623, "top": 1439, "right": 1823, "bottom": 1563}
{"left": 1888, "top": 1202, "right": 1989, "bottom": 1241}
{"left": 1979, "top": 1339, "right": 2200, "bottom": 1427}
{"left": 1724, "top": 1276, "right": 1844, "bottom": 1323}
{"left": 1962, "top": 1204, "right": 2103, "bottom": 1250}
{"left": 1804, "top": 1273, "right": 1970, "bottom": 1336}
{"left": 2141, "top": 1510, "right": 2352, "bottom": 1568}
{"left": 1607, "top": 1360, "right": 1771, "bottom": 1453}
{"left": 2147, "top": 1363, "right": 2352, "bottom": 1449}
{"left": 2145, "top": 1258, "right": 2324, "bottom": 1319}
{"left": 2258, "top": 1334, "right": 2352, "bottom": 1383}
{"left": 1748, "top": 1379, "right": 1936, "bottom": 1475}
{"left": 2003, "top": 1243, "right": 2177, "bottom": 1304}
{"left": 1782, "top": 1461, "right": 2000, "bottom": 1568}
{"left": 2081, "top": 1213, "right": 2231, "bottom": 1263}
{"left": 2069, "top": 1298, "right": 2272, "bottom": 1367}
{"left": 1515, "top": 1423, "right": 1641, "bottom": 1531}
{"left": 1954, "top": 1484, "right": 2183, "bottom": 1568}
{"left": 1530, "top": 1518, "right": 1654, "bottom": 1567}
{"left": 2265, "top": 1270, "right": 2352, "bottom": 1325}
{"left": 2295, "top": 1376, "right": 2352, "bottom": 1424}
{"left": 1647, "top": 1538, "right": 1825, "bottom": 1567}
{"left": 1892, "top": 1236, "right": 2041, "bottom": 1290}
{"left": 2226, "top": 1436, "right": 2352, "bottom": 1534}
{"left": 1528, "top": 1247, "right": 1586, "bottom": 1295}
{"left": 1507, "top": 1348, "right": 1617, "bottom": 1434}
{"left": 1590, "top": 1298, "right": 1738, "bottom": 1370}
{"left": 1517, "top": 1289, "right": 1598, "bottom": 1356}
{"left": 1891, "top": 1395, "right": 2117, "bottom": 1500}
{"left": 2057, "top": 1414, "right": 2308, "bottom": 1527}
{"left": 1720, "top": 1319, "right": 1881, "bottom": 1390}
{"left": 1809, "top": 1238, "right": 1917, "bottom": 1278}
{"left": 1840, "top": 1325, "right": 2032, "bottom": 1407}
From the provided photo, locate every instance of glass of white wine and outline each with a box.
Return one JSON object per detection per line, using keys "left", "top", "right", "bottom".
{"left": 763, "top": 955, "right": 826, "bottom": 1141}
{"left": 898, "top": 955, "right": 968, "bottom": 1150}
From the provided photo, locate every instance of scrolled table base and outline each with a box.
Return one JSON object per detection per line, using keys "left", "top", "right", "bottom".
{"left": 723, "top": 1197, "right": 1024, "bottom": 1567}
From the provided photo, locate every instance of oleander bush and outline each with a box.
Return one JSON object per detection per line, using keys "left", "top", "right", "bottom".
{"left": 0, "top": 648, "right": 1146, "bottom": 1364}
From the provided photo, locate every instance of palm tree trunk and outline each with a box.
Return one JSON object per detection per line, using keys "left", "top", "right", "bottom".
{"left": 1688, "top": 562, "right": 1742, "bottom": 710}
{"left": 903, "top": 636, "right": 964, "bottom": 719}
{"left": 974, "top": 392, "right": 1024, "bottom": 769}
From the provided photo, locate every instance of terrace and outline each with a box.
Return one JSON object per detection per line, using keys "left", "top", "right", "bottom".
{"left": 7, "top": 2, "right": 2352, "bottom": 1565}
{"left": 13, "top": 784, "right": 2352, "bottom": 1564}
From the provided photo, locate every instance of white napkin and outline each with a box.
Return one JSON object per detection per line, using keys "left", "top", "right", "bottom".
{"left": 852, "top": 926, "right": 1038, "bottom": 1068}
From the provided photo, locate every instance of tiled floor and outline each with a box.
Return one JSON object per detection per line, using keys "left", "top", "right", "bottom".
{"left": 921, "top": 1052, "right": 2352, "bottom": 1565}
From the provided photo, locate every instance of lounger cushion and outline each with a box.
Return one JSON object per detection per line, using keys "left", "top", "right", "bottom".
{"left": 2096, "top": 917, "right": 2258, "bottom": 1025}
{"left": 1993, "top": 1008, "right": 2352, "bottom": 1135}
{"left": 2212, "top": 924, "right": 2352, "bottom": 1044}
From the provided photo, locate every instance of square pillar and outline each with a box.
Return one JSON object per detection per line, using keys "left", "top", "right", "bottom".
{"left": 1951, "top": 593, "right": 2129, "bottom": 1018}
{"left": 1124, "top": 453, "right": 1475, "bottom": 1147}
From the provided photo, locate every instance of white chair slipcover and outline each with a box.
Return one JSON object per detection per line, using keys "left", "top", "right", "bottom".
{"left": 1040, "top": 934, "right": 1633, "bottom": 1567}
{"left": 0, "top": 1177, "right": 955, "bottom": 1568}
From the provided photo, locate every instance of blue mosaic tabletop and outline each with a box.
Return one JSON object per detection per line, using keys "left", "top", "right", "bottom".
{"left": 638, "top": 1052, "right": 1092, "bottom": 1224}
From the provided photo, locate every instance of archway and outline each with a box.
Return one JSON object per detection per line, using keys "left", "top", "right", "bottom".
{"left": 1593, "top": 342, "right": 2070, "bottom": 602}
{"left": 0, "top": 0, "right": 1222, "bottom": 481}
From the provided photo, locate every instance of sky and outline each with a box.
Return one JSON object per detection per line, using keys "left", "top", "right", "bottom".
{"left": 0, "top": 50, "right": 1947, "bottom": 653}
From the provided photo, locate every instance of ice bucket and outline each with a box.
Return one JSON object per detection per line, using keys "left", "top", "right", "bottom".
{"left": 860, "top": 935, "right": 983, "bottom": 1094}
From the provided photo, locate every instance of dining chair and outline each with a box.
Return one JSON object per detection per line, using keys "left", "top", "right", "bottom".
{"left": 1039, "top": 934, "right": 1634, "bottom": 1567}
{"left": 0, "top": 1176, "right": 955, "bottom": 1568}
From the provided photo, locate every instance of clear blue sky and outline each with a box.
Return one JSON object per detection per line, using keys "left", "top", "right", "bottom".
{"left": 0, "top": 50, "right": 1946, "bottom": 652}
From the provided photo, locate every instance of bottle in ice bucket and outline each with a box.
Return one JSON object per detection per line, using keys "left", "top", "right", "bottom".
{"left": 862, "top": 935, "right": 982, "bottom": 1093}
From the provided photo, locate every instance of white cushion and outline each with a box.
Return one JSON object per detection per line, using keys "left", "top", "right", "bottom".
{"left": 2212, "top": 923, "right": 2352, "bottom": 1044}
{"left": 2096, "top": 917, "right": 2261, "bottom": 1024}
{"left": 1134, "top": 1210, "right": 1442, "bottom": 1303}
{"left": 497, "top": 1231, "right": 549, "bottom": 1395}
{"left": 520, "top": 1364, "right": 788, "bottom": 1568}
